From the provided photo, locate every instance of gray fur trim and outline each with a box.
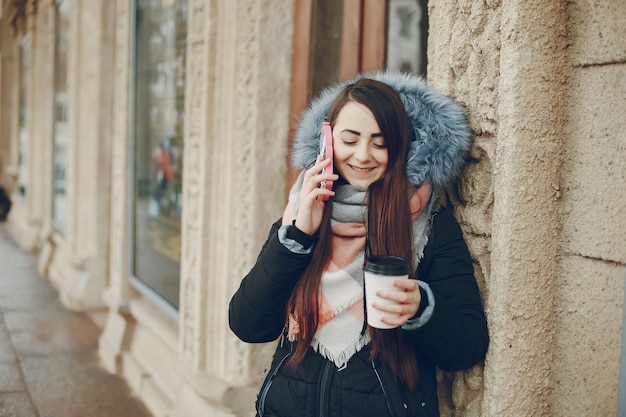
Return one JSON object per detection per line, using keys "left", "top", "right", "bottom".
{"left": 291, "top": 70, "right": 472, "bottom": 191}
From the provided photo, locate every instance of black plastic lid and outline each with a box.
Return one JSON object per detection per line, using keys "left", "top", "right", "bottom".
{"left": 364, "top": 255, "right": 409, "bottom": 275}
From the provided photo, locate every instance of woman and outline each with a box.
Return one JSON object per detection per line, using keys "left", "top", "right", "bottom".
{"left": 229, "top": 71, "right": 488, "bottom": 417}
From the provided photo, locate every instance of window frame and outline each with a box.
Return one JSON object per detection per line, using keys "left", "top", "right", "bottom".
{"left": 128, "top": 0, "right": 187, "bottom": 321}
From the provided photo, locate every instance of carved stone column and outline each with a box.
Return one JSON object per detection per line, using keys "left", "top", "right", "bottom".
{"left": 98, "top": 0, "right": 137, "bottom": 374}
{"left": 0, "top": 8, "right": 19, "bottom": 191}
{"left": 27, "top": 0, "right": 53, "bottom": 233}
{"left": 28, "top": 1, "right": 53, "bottom": 284}
{"left": 26, "top": 0, "right": 52, "bottom": 242}
{"left": 1, "top": 0, "right": 23, "bottom": 207}
{"left": 175, "top": 0, "right": 293, "bottom": 415}
{"left": 41, "top": 0, "right": 115, "bottom": 312}
{"left": 7, "top": 0, "right": 46, "bottom": 250}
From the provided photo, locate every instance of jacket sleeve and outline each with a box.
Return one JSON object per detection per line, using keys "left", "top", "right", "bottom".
{"left": 228, "top": 219, "right": 314, "bottom": 343}
{"left": 406, "top": 207, "right": 489, "bottom": 371}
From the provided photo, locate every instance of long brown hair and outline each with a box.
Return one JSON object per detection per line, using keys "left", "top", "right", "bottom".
{"left": 288, "top": 78, "right": 419, "bottom": 389}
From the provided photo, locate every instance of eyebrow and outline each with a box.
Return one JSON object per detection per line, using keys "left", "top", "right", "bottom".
{"left": 341, "top": 129, "right": 383, "bottom": 138}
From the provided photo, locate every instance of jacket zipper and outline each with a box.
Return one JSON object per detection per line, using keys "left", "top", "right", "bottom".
{"left": 318, "top": 361, "right": 332, "bottom": 417}
{"left": 371, "top": 360, "right": 398, "bottom": 417}
{"left": 256, "top": 345, "right": 292, "bottom": 417}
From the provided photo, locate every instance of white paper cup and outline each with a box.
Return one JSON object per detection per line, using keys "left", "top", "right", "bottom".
{"left": 364, "top": 255, "right": 410, "bottom": 329}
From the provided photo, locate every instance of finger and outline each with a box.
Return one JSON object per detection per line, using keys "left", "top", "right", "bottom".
{"left": 377, "top": 289, "right": 415, "bottom": 305}
{"left": 306, "top": 155, "right": 331, "bottom": 175}
{"left": 307, "top": 190, "right": 335, "bottom": 205}
{"left": 392, "top": 279, "right": 418, "bottom": 291}
{"left": 372, "top": 310, "right": 417, "bottom": 327}
{"left": 379, "top": 313, "right": 413, "bottom": 327}
{"left": 302, "top": 162, "right": 336, "bottom": 193}
{"left": 373, "top": 288, "right": 420, "bottom": 319}
{"left": 301, "top": 155, "right": 323, "bottom": 183}
{"left": 372, "top": 300, "right": 415, "bottom": 315}
{"left": 379, "top": 280, "right": 419, "bottom": 302}
{"left": 311, "top": 160, "right": 336, "bottom": 183}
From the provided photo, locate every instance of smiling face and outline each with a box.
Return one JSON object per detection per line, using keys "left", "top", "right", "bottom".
{"left": 332, "top": 101, "right": 389, "bottom": 189}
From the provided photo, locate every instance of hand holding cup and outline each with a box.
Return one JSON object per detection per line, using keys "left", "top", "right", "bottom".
{"left": 364, "top": 256, "right": 421, "bottom": 329}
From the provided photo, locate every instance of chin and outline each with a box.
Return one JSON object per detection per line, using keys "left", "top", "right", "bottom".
{"left": 348, "top": 179, "right": 376, "bottom": 189}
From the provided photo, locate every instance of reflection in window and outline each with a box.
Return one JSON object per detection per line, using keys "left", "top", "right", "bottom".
{"left": 386, "top": 0, "right": 428, "bottom": 76}
{"left": 131, "top": 0, "right": 187, "bottom": 313}
{"left": 18, "top": 34, "right": 30, "bottom": 197}
{"left": 310, "top": 0, "right": 344, "bottom": 97}
{"left": 52, "top": 0, "right": 71, "bottom": 231}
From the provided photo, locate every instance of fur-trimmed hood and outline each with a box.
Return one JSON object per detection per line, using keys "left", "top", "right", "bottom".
{"left": 291, "top": 70, "right": 472, "bottom": 191}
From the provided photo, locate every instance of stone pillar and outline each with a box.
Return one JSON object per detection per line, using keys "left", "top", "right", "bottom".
{"left": 98, "top": 0, "right": 137, "bottom": 374}
{"left": 8, "top": 0, "right": 50, "bottom": 251}
{"left": 175, "top": 0, "right": 293, "bottom": 415}
{"left": 0, "top": 10, "right": 18, "bottom": 191}
{"left": 1, "top": 1, "right": 25, "bottom": 216}
{"left": 429, "top": 0, "right": 567, "bottom": 416}
{"left": 484, "top": 1, "right": 566, "bottom": 415}
{"left": 42, "top": 0, "right": 115, "bottom": 311}
{"left": 29, "top": 0, "right": 54, "bottom": 237}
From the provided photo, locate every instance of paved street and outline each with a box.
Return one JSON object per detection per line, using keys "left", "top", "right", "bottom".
{"left": 0, "top": 223, "right": 153, "bottom": 417}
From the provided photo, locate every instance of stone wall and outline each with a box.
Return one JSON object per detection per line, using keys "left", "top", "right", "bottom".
{"left": 553, "top": 0, "right": 626, "bottom": 415}
{"left": 429, "top": 0, "right": 626, "bottom": 416}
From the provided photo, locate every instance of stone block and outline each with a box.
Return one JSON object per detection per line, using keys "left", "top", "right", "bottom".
{"left": 552, "top": 255, "right": 623, "bottom": 416}
{"left": 569, "top": 0, "right": 626, "bottom": 66}
{"left": 562, "top": 65, "right": 626, "bottom": 263}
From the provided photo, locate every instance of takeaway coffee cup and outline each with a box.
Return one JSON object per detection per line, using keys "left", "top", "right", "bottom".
{"left": 364, "top": 255, "right": 410, "bottom": 329}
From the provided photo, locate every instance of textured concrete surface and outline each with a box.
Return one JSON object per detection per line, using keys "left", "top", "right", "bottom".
{"left": 0, "top": 223, "right": 153, "bottom": 417}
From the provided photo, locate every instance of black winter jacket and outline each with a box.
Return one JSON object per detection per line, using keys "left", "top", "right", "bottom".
{"left": 229, "top": 206, "right": 488, "bottom": 417}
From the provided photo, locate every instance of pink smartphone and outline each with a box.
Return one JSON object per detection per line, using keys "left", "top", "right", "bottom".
{"left": 319, "top": 121, "right": 333, "bottom": 201}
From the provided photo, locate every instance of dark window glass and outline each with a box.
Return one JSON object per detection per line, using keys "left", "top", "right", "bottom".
{"left": 131, "top": 0, "right": 187, "bottom": 313}
{"left": 386, "top": 0, "right": 428, "bottom": 76}
{"left": 310, "top": 0, "right": 344, "bottom": 97}
{"left": 52, "top": 0, "right": 70, "bottom": 231}
{"left": 18, "top": 34, "right": 30, "bottom": 197}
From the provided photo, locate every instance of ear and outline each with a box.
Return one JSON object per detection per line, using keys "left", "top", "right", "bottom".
{"left": 409, "top": 182, "right": 433, "bottom": 219}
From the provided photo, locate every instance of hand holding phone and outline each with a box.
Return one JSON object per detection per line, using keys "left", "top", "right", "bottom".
{"left": 319, "top": 122, "right": 333, "bottom": 201}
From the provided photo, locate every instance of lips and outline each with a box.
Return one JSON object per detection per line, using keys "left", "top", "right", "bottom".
{"left": 349, "top": 165, "right": 375, "bottom": 173}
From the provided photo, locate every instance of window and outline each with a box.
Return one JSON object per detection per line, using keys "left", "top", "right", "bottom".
{"left": 130, "top": 0, "right": 187, "bottom": 316}
{"left": 309, "top": 1, "right": 344, "bottom": 97}
{"left": 52, "top": 0, "right": 70, "bottom": 231}
{"left": 18, "top": 34, "right": 30, "bottom": 197}
{"left": 386, "top": 0, "right": 428, "bottom": 76}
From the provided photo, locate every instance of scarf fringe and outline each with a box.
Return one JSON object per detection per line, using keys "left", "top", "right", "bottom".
{"left": 311, "top": 333, "right": 371, "bottom": 370}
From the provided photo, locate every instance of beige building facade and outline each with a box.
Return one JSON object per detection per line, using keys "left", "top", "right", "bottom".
{"left": 1, "top": 1, "right": 625, "bottom": 416}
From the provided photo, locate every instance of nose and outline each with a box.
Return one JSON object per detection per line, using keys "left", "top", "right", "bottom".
{"left": 354, "top": 142, "right": 371, "bottom": 162}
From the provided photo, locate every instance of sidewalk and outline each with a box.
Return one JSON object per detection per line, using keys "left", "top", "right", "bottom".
{"left": 0, "top": 224, "right": 154, "bottom": 417}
